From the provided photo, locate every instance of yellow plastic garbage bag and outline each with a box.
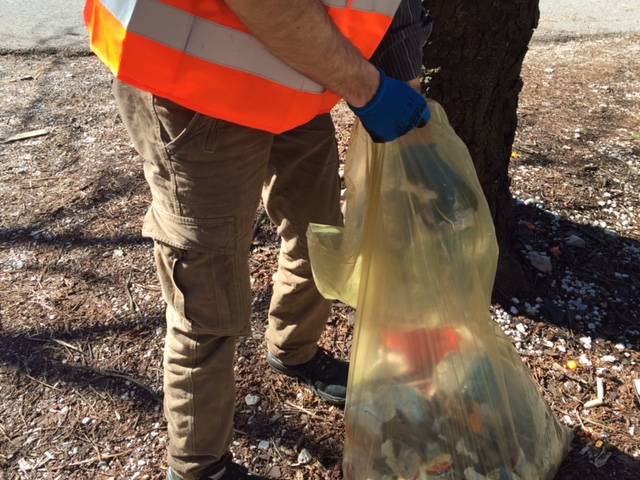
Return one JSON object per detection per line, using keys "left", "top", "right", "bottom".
{"left": 307, "top": 101, "right": 571, "bottom": 480}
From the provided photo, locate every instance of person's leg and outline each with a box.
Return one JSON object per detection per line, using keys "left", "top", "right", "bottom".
{"left": 262, "top": 113, "right": 346, "bottom": 401}
{"left": 113, "top": 80, "right": 272, "bottom": 480}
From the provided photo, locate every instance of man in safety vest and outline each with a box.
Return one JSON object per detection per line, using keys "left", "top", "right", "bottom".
{"left": 85, "top": 0, "right": 432, "bottom": 478}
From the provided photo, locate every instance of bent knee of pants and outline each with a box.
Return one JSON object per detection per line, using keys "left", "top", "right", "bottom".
{"left": 155, "top": 241, "right": 251, "bottom": 337}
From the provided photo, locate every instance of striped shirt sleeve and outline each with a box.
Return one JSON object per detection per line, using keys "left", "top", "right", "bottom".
{"left": 370, "top": 0, "right": 433, "bottom": 81}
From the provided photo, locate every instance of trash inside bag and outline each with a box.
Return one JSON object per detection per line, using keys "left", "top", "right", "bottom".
{"left": 307, "top": 101, "right": 571, "bottom": 480}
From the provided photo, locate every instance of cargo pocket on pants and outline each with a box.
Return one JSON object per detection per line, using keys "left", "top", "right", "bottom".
{"left": 154, "top": 235, "right": 251, "bottom": 337}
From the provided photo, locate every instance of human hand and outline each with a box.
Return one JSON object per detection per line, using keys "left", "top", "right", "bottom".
{"left": 349, "top": 69, "right": 430, "bottom": 143}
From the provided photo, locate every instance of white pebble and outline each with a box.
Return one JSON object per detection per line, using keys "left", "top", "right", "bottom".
{"left": 579, "top": 354, "right": 592, "bottom": 366}
{"left": 297, "top": 448, "right": 312, "bottom": 465}
{"left": 528, "top": 252, "right": 553, "bottom": 273}
{"left": 566, "top": 234, "right": 586, "bottom": 248}
{"left": 579, "top": 337, "right": 592, "bottom": 349}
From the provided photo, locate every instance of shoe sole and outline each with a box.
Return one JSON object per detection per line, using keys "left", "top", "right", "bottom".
{"left": 267, "top": 356, "right": 346, "bottom": 406}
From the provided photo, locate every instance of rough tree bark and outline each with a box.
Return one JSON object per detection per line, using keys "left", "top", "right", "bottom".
{"left": 422, "top": 0, "right": 540, "bottom": 298}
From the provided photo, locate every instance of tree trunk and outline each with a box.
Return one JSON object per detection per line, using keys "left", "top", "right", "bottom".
{"left": 422, "top": 0, "right": 540, "bottom": 298}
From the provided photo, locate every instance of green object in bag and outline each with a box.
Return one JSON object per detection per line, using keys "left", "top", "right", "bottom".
{"left": 307, "top": 101, "right": 571, "bottom": 480}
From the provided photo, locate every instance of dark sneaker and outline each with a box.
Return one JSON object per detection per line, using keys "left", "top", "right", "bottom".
{"left": 267, "top": 348, "right": 348, "bottom": 405}
{"left": 167, "top": 454, "right": 266, "bottom": 480}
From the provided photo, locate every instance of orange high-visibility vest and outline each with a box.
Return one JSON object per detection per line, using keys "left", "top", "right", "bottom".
{"left": 85, "top": 0, "right": 401, "bottom": 133}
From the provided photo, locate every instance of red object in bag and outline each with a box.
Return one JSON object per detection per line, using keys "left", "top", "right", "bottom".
{"left": 382, "top": 327, "right": 461, "bottom": 374}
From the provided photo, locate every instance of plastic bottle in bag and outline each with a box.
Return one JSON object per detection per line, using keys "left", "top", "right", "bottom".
{"left": 308, "top": 101, "right": 571, "bottom": 480}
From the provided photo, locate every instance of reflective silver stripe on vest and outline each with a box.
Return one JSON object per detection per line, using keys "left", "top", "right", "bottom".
{"left": 325, "top": 0, "right": 403, "bottom": 15}
{"left": 323, "top": 0, "right": 349, "bottom": 6}
{"left": 100, "top": 0, "right": 400, "bottom": 94}
{"left": 352, "top": 0, "right": 402, "bottom": 16}
{"left": 101, "top": 0, "right": 323, "bottom": 93}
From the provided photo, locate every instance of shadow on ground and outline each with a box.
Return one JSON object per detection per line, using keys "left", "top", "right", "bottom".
{"left": 0, "top": 198, "right": 638, "bottom": 477}
{"left": 511, "top": 203, "right": 639, "bottom": 349}
{"left": 557, "top": 436, "right": 640, "bottom": 479}
{"left": 0, "top": 313, "right": 164, "bottom": 408}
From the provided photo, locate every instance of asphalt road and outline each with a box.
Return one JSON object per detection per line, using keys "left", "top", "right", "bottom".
{"left": 537, "top": 0, "right": 640, "bottom": 39}
{"left": 0, "top": 0, "right": 87, "bottom": 51}
{"left": 1, "top": 0, "right": 639, "bottom": 51}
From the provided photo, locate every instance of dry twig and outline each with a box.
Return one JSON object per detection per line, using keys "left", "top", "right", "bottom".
{"left": 25, "top": 373, "right": 61, "bottom": 392}
{"left": 2, "top": 129, "right": 49, "bottom": 143}
{"left": 52, "top": 449, "right": 133, "bottom": 470}
{"left": 284, "top": 401, "right": 319, "bottom": 418}
{"left": 74, "top": 365, "right": 161, "bottom": 403}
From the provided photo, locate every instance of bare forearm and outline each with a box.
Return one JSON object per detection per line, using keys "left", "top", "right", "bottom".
{"left": 224, "top": 0, "right": 379, "bottom": 107}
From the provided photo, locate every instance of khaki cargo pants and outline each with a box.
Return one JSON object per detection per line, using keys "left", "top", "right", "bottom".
{"left": 113, "top": 81, "right": 341, "bottom": 479}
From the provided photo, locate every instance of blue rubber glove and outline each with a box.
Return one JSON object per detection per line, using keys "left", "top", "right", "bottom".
{"left": 349, "top": 69, "right": 431, "bottom": 143}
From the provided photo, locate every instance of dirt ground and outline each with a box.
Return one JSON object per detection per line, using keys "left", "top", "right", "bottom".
{"left": 0, "top": 34, "right": 639, "bottom": 479}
